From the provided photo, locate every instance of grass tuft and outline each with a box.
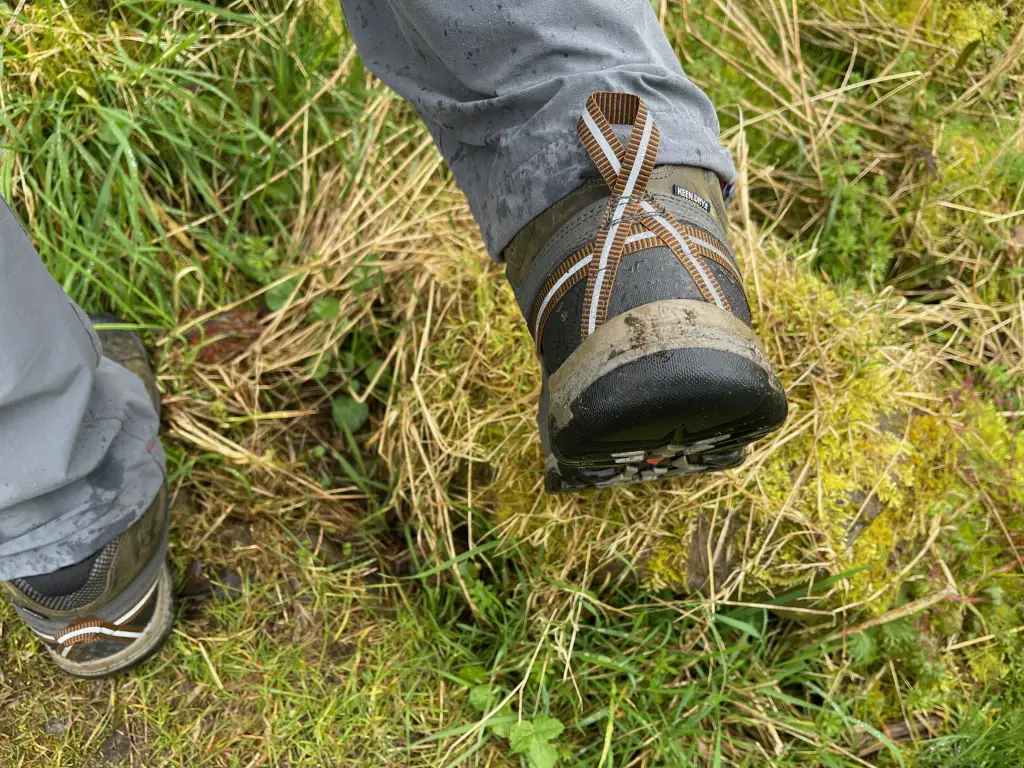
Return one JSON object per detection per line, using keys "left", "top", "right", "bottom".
{"left": 0, "top": 0, "right": 1022, "bottom": 765}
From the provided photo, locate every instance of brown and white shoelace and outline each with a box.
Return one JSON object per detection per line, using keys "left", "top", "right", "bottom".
{"left": 530, "top": 92, "right": 742, "bottom": 344}
{"left": 29, "top": 576, "right": 159, "bottom": 658}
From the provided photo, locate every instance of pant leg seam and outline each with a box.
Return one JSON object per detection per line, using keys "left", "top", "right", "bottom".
{"left": 82, "top": 416, "right": 160, "bottom": 446}
{"left": 67, "top": 302, "right": 102, "bottom": 365}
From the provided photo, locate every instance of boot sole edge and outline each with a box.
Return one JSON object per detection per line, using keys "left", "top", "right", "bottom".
{"left": 49, "top": 563, "right": 176, "bottom": 679}
{"left": 547, "top": 299, "right": 787, "bottom": 468}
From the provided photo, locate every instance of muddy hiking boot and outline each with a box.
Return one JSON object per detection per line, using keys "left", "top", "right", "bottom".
{"left": 1, "top": 315, "right": 174, "bottom": 678}
{"left": 505, "top": 93, "right": 788, "bottom": 493}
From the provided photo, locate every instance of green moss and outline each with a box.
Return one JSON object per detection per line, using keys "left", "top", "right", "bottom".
{"left": 1, "top": 2, "right": 106, "bottom": 92}
{"left": 821, "top": 0, "right": 1007, "bottom": 44}
{"left": 733, "top": 249, "right": 969, "bottom": 602}
{"left": 940, "top": 118, "right": 1024, "bottom": 194}
{"left": 881, "top": 113, "right": 1024, "bottom": 295}
{"left": 414, "top": 235, "right": 1023, "bottom": 607}
{"left": 683, "top": 0, "right": 1021, "bottom": 297}
{"left": 900, "top": 0, "right": 1005, "bottom": 43}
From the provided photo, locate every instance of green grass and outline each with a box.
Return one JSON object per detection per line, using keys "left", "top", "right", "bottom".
{"left": 1, "top": 0, "right": 1024, "bottom": 765}
{"left": 0, "top": 0, "right": 393, "bottom": 325}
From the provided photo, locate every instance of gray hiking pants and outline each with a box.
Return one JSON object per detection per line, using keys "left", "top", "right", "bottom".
{"left": 341, "top": 0, "right": 735, "bottom": 258}
{"left": 0, "top": 0, "right": 732, "bottom": 580}
{"left": 0, "top": 199, "right": 166, "bottom": 580}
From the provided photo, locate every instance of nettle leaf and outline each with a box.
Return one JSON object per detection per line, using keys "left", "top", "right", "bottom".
{"left": 312, "top": 296, "right": 341, "bottom": 320}
{"left": 265, "top": 276, "right": 301, "bottom": 312}
{"left": 509, "top": 721, "right": 535, "bottom": 753}
{"left": 488, "top": 714, "right": 512, "bottom": 739}
{"left": 509, "top": 718, "right": 562, "bottom": 765}
{"left": 528, "top": 741, "right": 558, "bottom": 768}
{"left": 469, "top": 685, "right": 497, "bottom": 713}
{"left": 532, "top": 717, "right": 564, "bottom": 742}
{"left": 331, "top": 396, "right": 369, "bottom": 433}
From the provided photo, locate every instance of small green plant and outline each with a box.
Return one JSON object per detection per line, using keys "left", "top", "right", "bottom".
{"left": 332, "top": 396, "right": 370, "bottom": 433}
{"left": 467, "top": 682, "right": 565, "bottom": 767}
{"left": 815, "top": 171, "right": 898, "bottom": 287}
{"left": 509, "top": 718, "right": 565, "bottom": 768}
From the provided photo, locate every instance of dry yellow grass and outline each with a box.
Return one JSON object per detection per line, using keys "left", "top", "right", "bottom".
{"left": 2, "top": 0, "right": 1023, "bottom": 763}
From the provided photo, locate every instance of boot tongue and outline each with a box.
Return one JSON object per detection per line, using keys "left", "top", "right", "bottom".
{"left": 646, "top": 165, "right": 730, "bottom": 232}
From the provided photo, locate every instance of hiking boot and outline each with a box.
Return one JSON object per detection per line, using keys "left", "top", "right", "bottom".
{"left": 504, "top": 93, "right": 788, "bottom": 493}
{"left": 1, "top": 315, "right": 174, "bottom": 677}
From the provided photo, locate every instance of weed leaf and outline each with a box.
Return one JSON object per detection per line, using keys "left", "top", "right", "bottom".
{"left": 469, "top": 685, "right": 496, "bottom": 713}
{"left": 332, "top": 396, "right": 369, "bottom": 433}
{"left": 509, "top": 721, "right": 534, "bottom": 753}
{"left": 528, "top": 741, "right": 558, "bottom": 768}
{"left": 532, "top": 717, "right": 564, "bottom": 742}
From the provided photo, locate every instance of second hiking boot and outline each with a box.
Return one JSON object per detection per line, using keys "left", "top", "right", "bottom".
{"left": 0, "top": 316, "right": 174, "bottom": 677}
{"left": 504, "top": 93, "right": 788, "bottom": 493}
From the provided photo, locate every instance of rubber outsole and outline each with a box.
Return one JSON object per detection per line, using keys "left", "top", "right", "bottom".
{"left": 545, "top": 445, "right": 749, "bottom": 494}
{"left": 541, "top": 299, "right": 787, "bottom": 491}
{"left": 553, "top": 346, "right": 786, "bottom": 460}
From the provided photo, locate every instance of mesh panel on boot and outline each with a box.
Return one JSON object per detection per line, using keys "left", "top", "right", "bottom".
{"left": 11, "top": 541, "right": 119, "bottom": 612}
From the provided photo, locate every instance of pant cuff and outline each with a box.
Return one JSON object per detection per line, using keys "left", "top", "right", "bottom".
{"left": 0, "top": 440, "right": 166, "bottom": 581}
{"left": 478, "top": 110, "right": 737, "bottom": 261}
